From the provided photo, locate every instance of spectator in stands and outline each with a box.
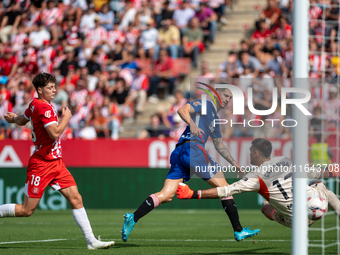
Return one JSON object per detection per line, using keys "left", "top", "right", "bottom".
{"left": 53, "top": 82, "right": 69, "bottom": 111}
{"left": 125, "top": 67, "right": 149, "bottom": 119}
{"left": 28, "top": 21, "right": 51, "bottom": 48}
{"left": 86, "top": 51, "right": 102, "bottom": 76}
{"left": 0, "top": 94, "right": 12, "bottom": 138}
{"left": 59, "top": 45, "right": 79, "bottom": 77}
{"left": 60, "top": 65, "right": 80, "bottom": 92}
{"left": 197, "top": 61, "right": 216, "bottom": 81}
{"left": 135, "top": 1, "right": 153, "bottom": 30}
{"left": 139, "top": 114, "right": 169, "bottom": 139}
{"left": 208, "top": 0, "right": 228, "bottom": 25}
{"left": 0, "top": 48, "right": 18, "bottom": 78}
{"left": 138, "top": 18, "right": 158, "bottom": 59}
{"left": 119, "top": 52, "right": 138, "bottom": 71}
{"left": 110, "top": 77, "right": 131, "bottom": 120}
{"left": 87, "top": 16, "right": 107, "bottom": 49}
{"left": 217, "top": 51, "right": 238, "bottom": 78}
{"left": 11, "top": 23, "right": 28, "bottom": 52}
{"left": 148, "top": 49, "right": 176, "bottom": 103}
{"left": 98, "top": 3, "right": 114, "bottom": 31}
{"left": 38, "top": 40, "right": 56, "bottom": 66}
{"left": 22, "top": 4, "right": 40, "bottom": 33}
{"left": 64, "top": 19, "right": 82, "bottom": 48}
{"left": 251, "top": 19, "right": 271, "bottom": 44}
{"left": 266, "top": 47, "right": 287, "bottom": 77}
{"left": 79, "top": 3, "right": 97, "bottom": 33}
{"left": 239, "top": 64, "right": 253, "bottom": 92}
{"left": 324, "top": 86, "right": 340, "bottom": 122}
{"left": 260, "top": 0, "right": 281, "bottom": 27}
{"left": 87, "top": 106, "right": 109, "bottom": 138}
{"left": 236, "top": 51, "right": 262, "bottom": 77}
{"left": 272, "top": 15, "right": 292, "bottom": 40}
{"left": 41, "top": 0, "right": 63, "bottom": 44}
{"left": 63, "top": 0, "right": 87, "bottom": 25}
{"left": 156, "top": 18, "right": 181, "bottom": 59}
{"left": 19, "top": 50, "right": 38, "bottom": 75}
{"left": 0, "top": 1, "right": 22, "bottom": 43}
{"left": 195, "top": 2, "right": 218, "bottom": 44}
{"left": 100, "top": 95, "right": 120, "bottom": 140}
{"left": 182, "top": 17, "right": 203, "bottom": 68}
{"left": 14, "top": 91, "right": 30, "bottom": 115}
{"left": 281, "top": 0, "right": 293, "bottom": 24}
{"left": 157, "top": 0, "right": 174, "bottom": 27}
{"left": 125, "top": 22, "right": 140, "bottom": 55}
{"left": 173, "top": 0, "right": 195, "bottom": 34}
{"left": 119, "top": 0, "right": 137, "bottom": 31}
{"left": 252, "top": 69, "right": 275, "bottom": 97}
{"left": 166, "top": 89, "right": 187, "bottom": 126}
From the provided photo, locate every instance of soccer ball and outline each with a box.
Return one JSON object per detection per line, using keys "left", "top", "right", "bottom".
{"left": 307, "top": 195, "right": 328, "bottom": 220}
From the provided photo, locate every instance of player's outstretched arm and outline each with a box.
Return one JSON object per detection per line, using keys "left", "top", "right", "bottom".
{"left": 45, "top": 107, "right": 72, "bottom": 140}
{"left": 4, "top": 112, "right": 29, "bottom": 126}
{"left": 176, "top": 183, "right": 219, "bottom": 199}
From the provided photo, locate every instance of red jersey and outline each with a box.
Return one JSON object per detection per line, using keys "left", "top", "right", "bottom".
{"left": 19, "top": 61, "right": 39, "bottom": 75}
{"left": 0, "top": 56, "right": 18, "bottom": 76}
{"left": 24, "top": 98, "right": 62, "bottom": 160}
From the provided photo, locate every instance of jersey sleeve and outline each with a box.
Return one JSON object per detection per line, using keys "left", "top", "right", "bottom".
{"left": 188, "top": 100, "right": 202, "bottom": 113}
{"left": 217, "top": 172, "right": 260, "bottom": 198}
{"left": 24, "top": 106, "right": 31, "bottom": 120}
{"left": 39, "top": 104, "right": 58, "bottom": 128}
{"left": 210, "top": 118, "right": 222, "bottom": 138}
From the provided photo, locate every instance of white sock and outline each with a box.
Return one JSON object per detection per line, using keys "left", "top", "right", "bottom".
{"left": 72, "top": 207, "right": 97, "bottom": 244}
{"left": 0, "top": 204, "right": 16, "bottom": 218}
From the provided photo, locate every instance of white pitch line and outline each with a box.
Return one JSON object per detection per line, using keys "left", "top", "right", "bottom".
{"left": 130, "top": 239, "right": 338, "bottom": 242}
{"left": 0, "top": 239, "right": 67, "bottom": 245}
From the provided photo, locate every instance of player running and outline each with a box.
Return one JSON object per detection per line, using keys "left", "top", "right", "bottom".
{"left": 122, "top": 86, "right": 260, "bottom": 242}
{"left": 177, "top": 138, "right": 340, "bottom": 228}
{"left": 1, "top": 73, "right": 114, "bottom": 250}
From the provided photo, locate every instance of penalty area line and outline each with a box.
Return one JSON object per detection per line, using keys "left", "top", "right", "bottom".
{"left": 0, "top": 239, "right": 68, "bottom": 245}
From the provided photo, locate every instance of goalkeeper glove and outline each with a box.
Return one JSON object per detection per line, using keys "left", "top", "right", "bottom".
{"left": 176, "top": 183, "right": 201, "bottom": 199}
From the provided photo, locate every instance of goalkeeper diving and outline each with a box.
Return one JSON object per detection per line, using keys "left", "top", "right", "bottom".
{"left": 177, "top": 138, "right": 340, "bottom": 228}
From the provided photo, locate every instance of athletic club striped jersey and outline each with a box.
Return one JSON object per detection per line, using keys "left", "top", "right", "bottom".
{"left": 177, "top": 99, "right": 221, "bottom": 146}
{"left": 125, "top": 28, "right": 140, "bottom": 45}
{"left": 42, "top": 7, "right": 63, "bottom": 27}
{"left": 107, "top": 29, "right": 126, "bottom": 45}
{"left": 12, "top": 33, "right": 28, "bottom": 52}
{"left": 86, "top": 26, "right": 107, "bottom": 48}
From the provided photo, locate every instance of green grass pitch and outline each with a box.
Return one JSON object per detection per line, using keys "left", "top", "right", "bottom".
{"left": 0, "top": 209, "right": 338, "bottom": 254}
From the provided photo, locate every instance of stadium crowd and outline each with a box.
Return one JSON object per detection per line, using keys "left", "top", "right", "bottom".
{"left": 212, "top": 0, "right": 340, "bottom": 140}
{"left": 0, "top": 0, "right": 229, "bottom": 140}
{"left": 0, "top": 0, "right": 339, "bottom": 141}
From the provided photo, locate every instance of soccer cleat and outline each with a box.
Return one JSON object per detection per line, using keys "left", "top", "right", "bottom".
{"left": 234, "top": 227, "right": 260, "bottom": 242}
{"left": 121, "top": 213, "right": 136, "bottom": 242}
{"left": 87, "top": 239, "right": 115, "bottom": 250}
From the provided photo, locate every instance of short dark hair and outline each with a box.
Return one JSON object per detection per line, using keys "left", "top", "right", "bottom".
{"left": 32, "top": 73, "right": 56, "bottom": 91}
{"left": 251, "top": 138, "right": 272, "bottom": 158}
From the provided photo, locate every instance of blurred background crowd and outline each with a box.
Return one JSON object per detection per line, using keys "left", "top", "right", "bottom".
{"left": 0, "top": 0, "right": 339, "bottom": 141}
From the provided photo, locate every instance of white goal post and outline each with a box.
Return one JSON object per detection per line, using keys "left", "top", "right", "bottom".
{"left": 292, "top": 0, "right": 309, "bottom": 254}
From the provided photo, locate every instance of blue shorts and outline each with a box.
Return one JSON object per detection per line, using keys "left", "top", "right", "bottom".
{"left": 166, "top": 142, "right": 219, "bottom": 182}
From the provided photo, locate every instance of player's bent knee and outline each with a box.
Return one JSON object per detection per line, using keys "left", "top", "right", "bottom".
{"left": 19, "top": 207, "right": 36, "bottom": 217}
{"left": 70, "top": 194, "right": 83, "bottom": 208}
